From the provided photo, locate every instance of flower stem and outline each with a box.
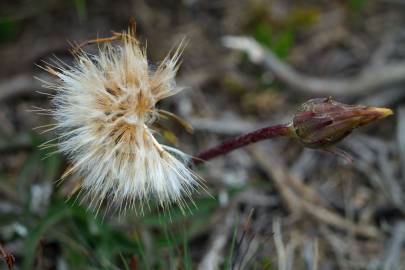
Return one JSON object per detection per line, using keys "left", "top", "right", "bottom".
{"left": 192, "top": 124, "right": 292, "bottom": 165}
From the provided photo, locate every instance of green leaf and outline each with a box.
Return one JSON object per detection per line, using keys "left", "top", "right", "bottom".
{"left": 224, "top": 221, "right": 239, "bottom": 270}
{"left": 22, "top": 202, "right": 71, "bottom": 270}
{"left": 182, "top": 224, "right": 192, "bottom": 270}
{"left": 0, "top": 16, "right": 18, "bottom": 43}
{"left": 254, "top": 22, "right": 273, "bottom": 49}
{"left": 73, "top": 0, "right": 87, "bottom": 21}
{"left": 253, "top": 22, "right": 294, "bottom": 59}
{"left": 271, "top": 30, "right": 294, "bottom": 60}
{"left": 348, "top": 0, "right": 367, "bottom": 13}
{"left": 17, "top": 151, "right": 42, "bottom": 207}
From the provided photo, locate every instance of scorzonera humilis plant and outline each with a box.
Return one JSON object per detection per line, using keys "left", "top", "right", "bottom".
{"left": 37, "top": 29, "right": 393, "bottom": 214}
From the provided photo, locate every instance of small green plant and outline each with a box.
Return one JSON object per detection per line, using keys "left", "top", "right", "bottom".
{"left": 0, "top": 16, "right": 18, "bottom": 43}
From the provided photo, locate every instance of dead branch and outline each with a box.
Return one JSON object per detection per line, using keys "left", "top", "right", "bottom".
{"left": 397, "top": 106, "right": 405, "bottom": 185}
{"left": 223, "top": 36, "right": 405, "bottom": 97}
{"left": 381, "top": 222, "right": 405, "bottom": 270}
{"left": 197, "top": 207, "right": 236, "bottom": 270}
{"left": 359, "top": 87, "right": 405, "bottom": 107}
{"left": 0, "top": 243, "right": 15, "bottom": 270}
{"left": 273, "top": 218, "right": 299, "bottom": 270}
{"left": 251, "top": 144, "right": 381, "bottom": 239}
{"left": 0, "top": 74, "right": 52, "bottom": 101}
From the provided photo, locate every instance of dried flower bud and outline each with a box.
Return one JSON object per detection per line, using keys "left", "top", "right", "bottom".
{"left": 291, "top": 98, "right": 393, "bottom": 149}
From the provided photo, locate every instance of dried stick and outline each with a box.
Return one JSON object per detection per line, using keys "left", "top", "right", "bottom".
{"left": 397, "top": 106, "right": 405, "bottom": 184}
{"left": 0, "top": 75, "right": 43, "bottom": 101}
{"left": 223, "top": 36, "right": 405, "bottom": 97}
{"left": 197, "top": 207, "right": 236, "bottom": 270}
{"left": 0, "top": 243, "right": 15, "bottom": 270}
{"left": 381, "top": 222, "right": 405, "bottom": 270}
{"left": 252, "top": 145, "right": 381, "bottom": 239}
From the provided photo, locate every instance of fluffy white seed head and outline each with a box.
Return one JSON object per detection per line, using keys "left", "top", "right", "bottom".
{"left": 43, "top": 32, "right": 199, "bottom": 213}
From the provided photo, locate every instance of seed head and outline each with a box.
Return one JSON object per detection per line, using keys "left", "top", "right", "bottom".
{"left": 291, "top": 97, "right": 393, "bottom": 149}
{"left": 43, "top": 32, "right": 199, "bottom": 213}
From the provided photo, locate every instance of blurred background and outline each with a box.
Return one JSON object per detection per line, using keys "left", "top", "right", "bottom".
{"left": 1, "top": 0, "right": 405, "bottom": 269}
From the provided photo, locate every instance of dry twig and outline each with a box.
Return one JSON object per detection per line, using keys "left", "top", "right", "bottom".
{"left": 273, "top": 219, "right": 296, "bottom": 270}
{"left": 251, "top": 144, "right": 381, "bottom": 239}
{"left": 0, "top": 243, "right": 15, "bottom": 270}
{"left": 397, "top": 106, "right": 405, "bottom": 184}
{"left": 223, "top": 36, "right": 405, "bottom": 97}
{"left": 381, "top": 222, "right": 405, "bottom": 270}
{"left": 0, "top": 74, "right": 52, "bottom": 101}
{"left": 197, "top": 207, "right": 236, "bottom": 270}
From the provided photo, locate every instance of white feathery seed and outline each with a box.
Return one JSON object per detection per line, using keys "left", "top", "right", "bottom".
{"left": 40, "top": 32, "right": 200, "bottom": 213}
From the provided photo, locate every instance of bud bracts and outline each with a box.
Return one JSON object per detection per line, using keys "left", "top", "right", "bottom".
{"left": 292, "top": 98, "right": 393, "bottom": 148}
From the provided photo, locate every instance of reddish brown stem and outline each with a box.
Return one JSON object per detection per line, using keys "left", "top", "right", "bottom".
{"left": 192, "top": 124, "right": 291, "bottom": 165}
{"left": 0, "top": 242, "right": 14, "bottom": 270}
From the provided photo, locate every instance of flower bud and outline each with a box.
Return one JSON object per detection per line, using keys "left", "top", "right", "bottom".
{"left": 291, "top": 98, "right": 393, "bottom": 148}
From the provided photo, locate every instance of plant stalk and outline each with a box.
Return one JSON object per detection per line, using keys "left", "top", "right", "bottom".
{"left": 192, "top": 124, "right": 292, "bottom": 165}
